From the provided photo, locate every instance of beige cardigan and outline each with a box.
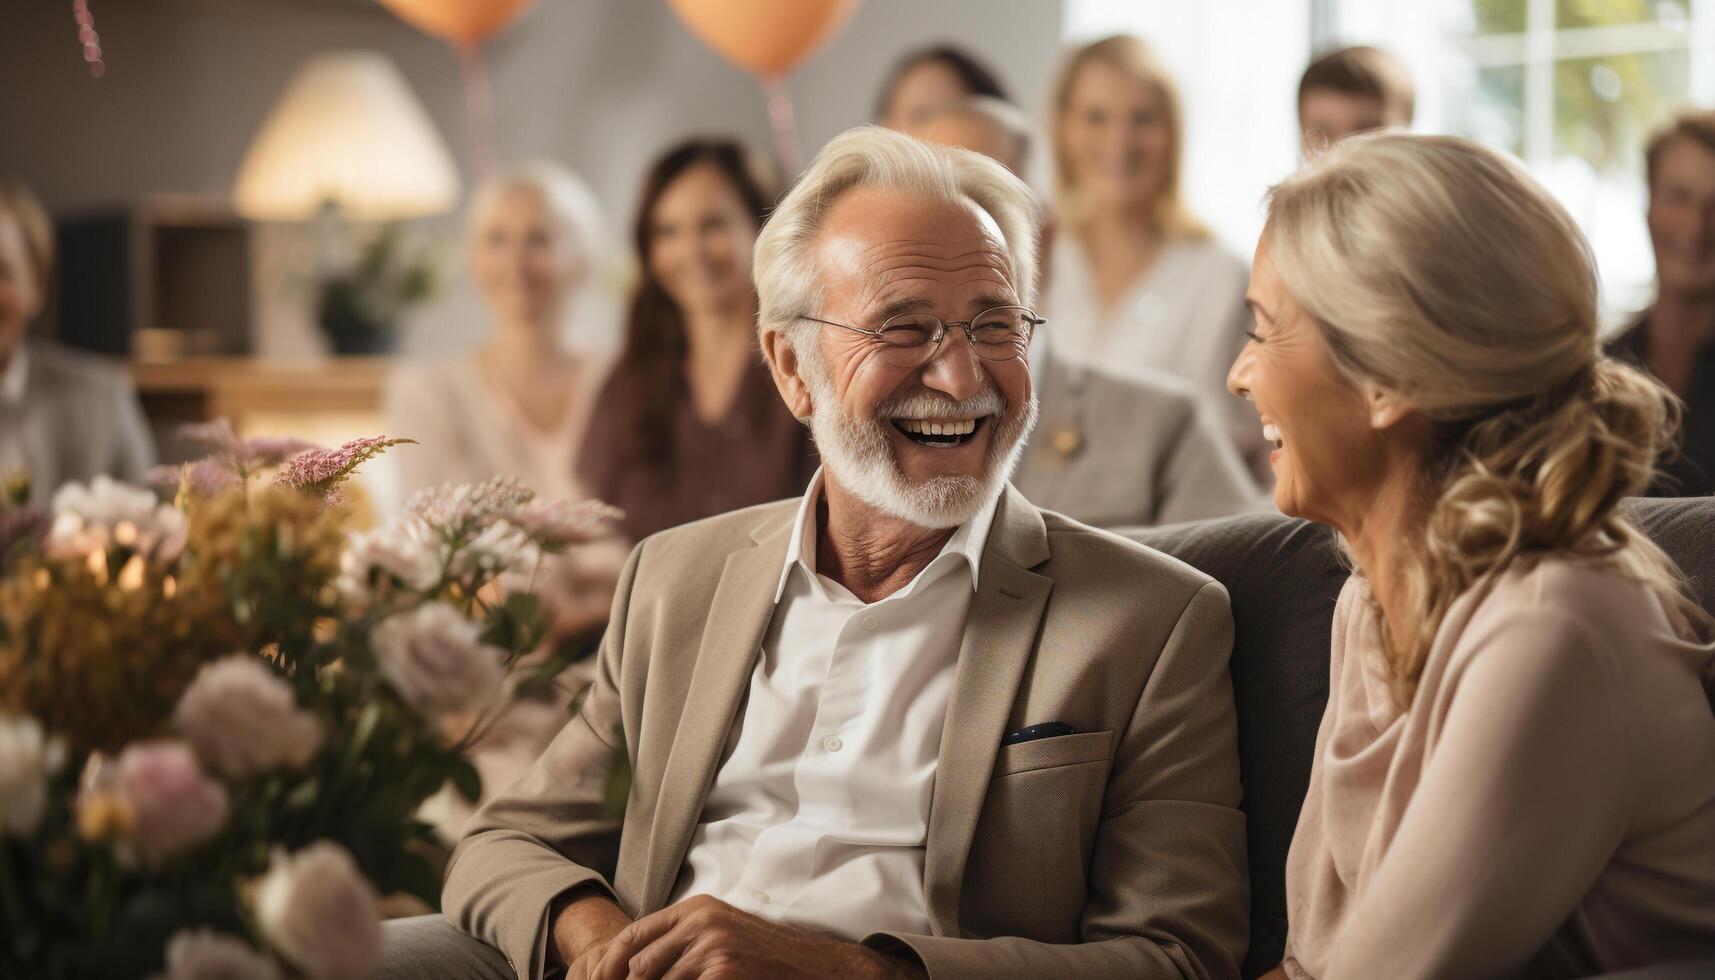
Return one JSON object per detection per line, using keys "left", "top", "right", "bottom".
{"left": 1285, "top": 559, "right": 1715, "bottom": 980}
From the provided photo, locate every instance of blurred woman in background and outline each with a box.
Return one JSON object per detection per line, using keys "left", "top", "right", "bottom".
{"left": 384, "top": 161, "right": 607, "bottom": 504}
{"left": 386, "top": 163, "right": 613, "bottom": 843}
{"left": 0, "top": 178, "right": 154, "bottom": 503}
{"left": 875, "top": 43, "right": 1011, "bottom": 134}
{"left": 577, "top": 138, "right": 814, "bottom": 543}
{"left": 1229, "top": 132, "right": 1715, "bottom": 979}
{"left": 1044, "top": 35, "right": 1265, "bottom": 477}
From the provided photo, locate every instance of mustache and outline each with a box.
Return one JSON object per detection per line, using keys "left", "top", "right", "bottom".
{"left": 875, "top": 388, "right": 1005, "bottom": 421}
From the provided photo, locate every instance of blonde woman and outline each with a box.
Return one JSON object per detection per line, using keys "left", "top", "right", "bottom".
{"left": 1228, "top": 133, "right": 1715, "bottom": 979}
{"left": 384, "top": 161, "right": 608, "bottom": 505}
{"left": 1044, "top": 35, "right": 1265, "bottom": 475}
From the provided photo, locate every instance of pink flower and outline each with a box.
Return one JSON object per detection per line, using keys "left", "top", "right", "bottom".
{"left": 175, "top": 655, "right": 323, "bottom": 779}
{"left": 507, "top": 498, "right": 622, "bottom": 550}
{"left": 407, "top": 476, "right": 536, "bottom": 538}
{"left": 111, "top": 740, "right": 229, "bottom": 865}
{"left": 152, "top": 460, "right": 240, "bottom": 499}
{"left": 274, "top": 436, "right": 412, "bottom": 498}
{"left": 179, "top": 418, "right": 318, "bottom": 470}
{"left": 255, "top": 842, "right": 381, "bottom": 980}
{"left": 152, "top": 929, "right": 282, "bottom": 980}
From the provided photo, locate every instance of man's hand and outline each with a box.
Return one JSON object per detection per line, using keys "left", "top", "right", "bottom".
{"left": 587, "top": 894, "right": 925, "bottom": 980}
{"left": 552, "top": 891, "right": 633, "bottom": 977}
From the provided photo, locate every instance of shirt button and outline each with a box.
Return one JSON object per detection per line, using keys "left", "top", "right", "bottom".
{"left": 861, "top": 615, "right": 878, "bottom": 631}
{"left": 751, "top": 889, "right": 771, "bottom": 904}
{"left": 822, "top": 734, "right": 844, "bottom": 753}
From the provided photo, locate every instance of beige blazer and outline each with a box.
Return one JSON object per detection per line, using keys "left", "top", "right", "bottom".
{"left": 443, "top": 486, "right": 1249, "bottom": 980}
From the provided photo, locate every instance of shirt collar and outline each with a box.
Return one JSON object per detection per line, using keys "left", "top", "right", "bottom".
{"left": 0, "top": 346, "right": 30, "bottom": 409}
{"left": 773, "top": 467, "right": 1002, "bottom": 603}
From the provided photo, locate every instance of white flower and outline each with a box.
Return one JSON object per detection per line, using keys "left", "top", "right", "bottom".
{"left": 175, "top": 655, "right": 323, "bottom": 779}
{"left": 0, "top": 714, "right": 65, "bottom": 837}
{"left": 334, "top": 520, "right": 442, "bottom": 611}
{"left": 407, "top": 476, "right": 534, "bottom": 537}
{"left": 371, "top": 602, "right": 504, "bottom": 715}
{"left": 254, "top": 842, "right": 381, "bottom": 980}
{"left": 448, "top": 520, "right": 536, "bottom": 580}
{"left": 45, "top": 475, "right": 187, "bottom": 562}
{"left": 152, "top": 929, "right": 283, "bottom": 980}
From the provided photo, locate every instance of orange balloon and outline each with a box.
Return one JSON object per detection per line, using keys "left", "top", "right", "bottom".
{"left": 666, "top": 0, "right": 860, "bottom": 77}
{"left": 377, "top": 0, "right": 537, "bottom": 47}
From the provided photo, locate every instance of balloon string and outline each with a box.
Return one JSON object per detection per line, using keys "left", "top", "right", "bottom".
{"left": 759, "top": 75, "right": 801, "bottom": 178}
{"left": 458, "top": 43, "right": 497, "bottom": 183}
{"left": 71, "top": 0, "right": 105, "bottom": 77}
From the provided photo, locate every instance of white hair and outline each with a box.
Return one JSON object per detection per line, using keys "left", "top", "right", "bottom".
{"left": 467, "top": 160, "right": 605, "bottom": 268}
{"left": 753, "top": 125, "right": 1041, "bottom": 337}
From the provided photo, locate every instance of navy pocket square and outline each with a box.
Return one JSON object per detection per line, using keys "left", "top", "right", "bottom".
{"left": 1001, "top": 722, "right": 1078, "bottom": 747}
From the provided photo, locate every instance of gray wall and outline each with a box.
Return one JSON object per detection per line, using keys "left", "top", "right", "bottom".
{"left": 0, "top": 0, "right": 1064, "bottom": 355}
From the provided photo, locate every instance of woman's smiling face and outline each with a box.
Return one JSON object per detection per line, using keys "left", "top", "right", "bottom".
{"left": 1227, "top": 231, "right": 1391, "bottom": 527}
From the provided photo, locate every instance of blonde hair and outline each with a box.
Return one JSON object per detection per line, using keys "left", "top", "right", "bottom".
{"left": 467, "top": 161, "right": 604, "bottom": 270}
{"left": 1267, "top": 131, "right": 1707, "bottom": 706}
{"left": 1050, "top": 35, "right": 1204, "bottom": 238}
{"left": 753, "top": 125, "right": 1040, "bottom": 338}
{"left": 0, "top": 178, "right": 54, "bottom": 295}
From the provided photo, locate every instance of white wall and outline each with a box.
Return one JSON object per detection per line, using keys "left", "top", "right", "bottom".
{"left": 0, "top": 0, "right": 1065, "bottom": 357}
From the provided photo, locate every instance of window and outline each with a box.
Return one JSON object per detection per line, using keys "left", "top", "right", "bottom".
{"left": 1331, "top": 0, "right": 1715, "bottom": 320}
{"left": 1064, "top": 0, "right": 1715, "bottom": 323}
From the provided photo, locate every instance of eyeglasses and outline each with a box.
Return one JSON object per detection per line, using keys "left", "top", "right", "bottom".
{"left": 800, "top": 305, "right": 1046, "bottom": 368}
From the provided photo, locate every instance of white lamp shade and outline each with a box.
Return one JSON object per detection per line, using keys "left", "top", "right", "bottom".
{"left": 234, "top": 52, "right": 461, "bottom": 222}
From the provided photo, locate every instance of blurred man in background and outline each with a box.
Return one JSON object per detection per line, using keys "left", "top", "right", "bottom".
{"left": 1297, "top": 45, "right": 1414, "bottom": 155}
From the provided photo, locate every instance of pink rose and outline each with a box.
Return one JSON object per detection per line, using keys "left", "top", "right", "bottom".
{"left": 111, "top": 740, "right": 229, "bottom": 865}
{"left": 254, "top": 842, "right": 381, "bottom": 980}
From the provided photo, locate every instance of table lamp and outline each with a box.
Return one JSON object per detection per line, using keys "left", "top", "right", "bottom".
{"left": 233, "top": 52, "right": 460, "bottom": 354}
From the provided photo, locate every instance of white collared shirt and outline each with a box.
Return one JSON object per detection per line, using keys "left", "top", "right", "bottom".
{"left": 0, "top": 347, "right": 32, "bottom": 481}
{"left": 669, "top": 470, "right": 1001, "bottom": 939}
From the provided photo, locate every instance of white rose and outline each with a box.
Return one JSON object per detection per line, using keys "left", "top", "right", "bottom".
{"left": 175, "top": 655, "right": 323, "bottom": 779}
{"left": 448, "top": 520, "right": 536, "bottom": 580}
{"left": 334, "top": 521, "right": 441, "bottom": 611}
{"left": 46, "top": 475, "right": 187, "bottom": 562}
{"left": 254, "top": 842, "right": 381, "bottom": 980}
{"left": 152, "top": 929, "right": 283, "bottom": 980}
{"left": 371, "top": 602, "right": 504, "bottom": 715}
{"left": 0, "top": 714, "right": 65, "bottom": 837}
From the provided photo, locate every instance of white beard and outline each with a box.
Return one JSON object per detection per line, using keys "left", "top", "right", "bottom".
{"left": 800, "top": 353, "right": 1038, "bottom": 530}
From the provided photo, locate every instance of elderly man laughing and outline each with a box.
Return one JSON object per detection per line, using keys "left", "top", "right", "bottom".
{"left": 378, "top": 127, "right": 1248, "bottom": 980}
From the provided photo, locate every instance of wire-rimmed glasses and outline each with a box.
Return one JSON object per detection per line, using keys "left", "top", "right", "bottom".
{"left": 801, "top": 305, "right": 1045, "bottom": 368}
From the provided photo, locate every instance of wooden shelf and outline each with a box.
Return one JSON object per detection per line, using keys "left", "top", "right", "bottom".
{"left": 131, "top": 357, "right": 388, "bottom": 418}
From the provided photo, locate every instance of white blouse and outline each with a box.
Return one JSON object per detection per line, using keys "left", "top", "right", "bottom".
{"left": 1041, "top": 234, "right": 1266, "bottom": 474}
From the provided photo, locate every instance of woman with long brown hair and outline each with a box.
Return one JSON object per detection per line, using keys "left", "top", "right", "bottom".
{"left": 577, "top": 138, "right": 815, "bottom": 543}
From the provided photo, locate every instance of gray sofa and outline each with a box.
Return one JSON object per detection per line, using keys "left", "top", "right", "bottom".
{"left": 1126, "top": 496, "right": 1715, "bottom": 980}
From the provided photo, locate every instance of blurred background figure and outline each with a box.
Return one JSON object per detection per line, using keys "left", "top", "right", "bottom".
{"left": 382, "top": 163, "right": 615, "bottom": 844}
{"left": 913, "top": 95, "right": 1033, "bottom": 174}
{"left": 0, "top": 179, "right": 155, "bottom": 504}
{"left": 875, "top": 43, "right": 1011, "bottom": 134}
{"left": 384, "top": 162, "right": 608, "bottom": 505}
{"left": 914, "top": 97, "right": 1261, "bottom": 526}
{"left": 1608, "top": 109, "right": 1715, "bottom": 498}
{"left": 576, "top": 138, "right": 815, "bottom": 544}
{"left": 1041, "top": 35, "right": 1265, "bottom": 479}
{"left": 1296, "top": 45, "right": 1415, "bottom": 156}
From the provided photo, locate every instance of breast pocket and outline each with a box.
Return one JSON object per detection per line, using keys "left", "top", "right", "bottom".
{"left": 962, "top": 730, "right": 1114, "bottom": 942}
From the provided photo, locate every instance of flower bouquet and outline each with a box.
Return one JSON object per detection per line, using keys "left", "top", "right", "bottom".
{"left": 0, "top": 420, "right": 619, "bottom": 978}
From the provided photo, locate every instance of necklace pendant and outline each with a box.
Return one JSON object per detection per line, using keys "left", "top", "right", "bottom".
{"left": 1052, "top": 425, "right": 1084, "bottom": 458}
